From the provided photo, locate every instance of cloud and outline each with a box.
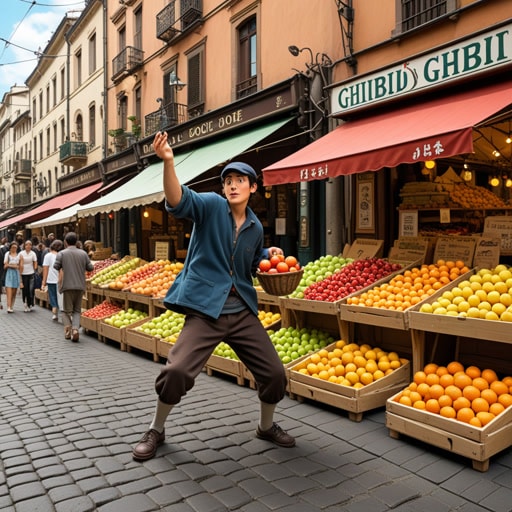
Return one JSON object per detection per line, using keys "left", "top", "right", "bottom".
{"left": 1, "top": 1, "right": 83, "bottom": 96}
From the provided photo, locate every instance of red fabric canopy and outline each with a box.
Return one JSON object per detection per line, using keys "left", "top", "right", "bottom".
{"left": 0, "top": 182, "right": 103, "bottom": 230}
{"left": 262, "top": 80, "right": 512, "bottom": 185}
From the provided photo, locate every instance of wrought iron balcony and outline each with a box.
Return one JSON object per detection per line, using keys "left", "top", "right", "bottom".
{"left": 13, "top": 159, "right": 32, "bottom": 180}
{"left": 144, "top": 101, "right": 189, "bottom": 136}
{"left": 13, "top": 190, "right": 31, "bottom": 207}
{"left": 59, "top": 140, "right": 88, "bottom": 167}
{"left": 112, "top": 46, "right": 144, "bottom": 82}
{"left": 156, "top": 0, "right": 202, "bottom": 43}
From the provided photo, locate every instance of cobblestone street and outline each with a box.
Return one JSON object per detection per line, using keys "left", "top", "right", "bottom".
{"left": 2, "top": 301, "right": 512, "bottom": 511}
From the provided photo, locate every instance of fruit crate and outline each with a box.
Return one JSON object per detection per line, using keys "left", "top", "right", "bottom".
{"left": 98, "top": 320, "right": 129, "bottom": 351}
{"left": 288, "top": 348, "right": 411, "bottom": 422}
{"left": 338, "top": 263, "right": 471, "bottom": 332}
{"left": 125, "top": 319, "right": 159, "bottom": 362}
{"left": 150, "top": 298, "right": 167, "bottom": 318}
{"left": 386, "top": 390, "right": 512, "bottom": 472}
{"left": 156, "top": 338, "right": 174, "bottom": 359}
{"left": 102, "top": 289, "right": 127, "bottom": 305}
{"left": 205, "top": 354, "right": 244, "bottom": 386}
{"left": 80, "top": 314, "right": 100, "bottom": 334}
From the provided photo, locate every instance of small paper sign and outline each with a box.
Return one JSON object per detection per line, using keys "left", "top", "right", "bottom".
{"left": 473, "top": 236, "right": 501, "bottom": 269}
{"left": 439, "top": 208, "right": 451, "bottom": 224}
{"left": 129, "top": 243, "right": 138, "bottom": 257}
{"left": 433, "top": 236, "right": 476, "bottom": 266}
{"left": 155, "top": 241, "right": 169, "bottom": 261}
{"left": 399, "top": 210, "right": 418, "bottom": 237}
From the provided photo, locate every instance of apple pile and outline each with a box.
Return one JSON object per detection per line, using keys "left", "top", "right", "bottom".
{"left": 81, "top": 300, "right": 123, "bottom": 319}
{"left": 303, "top": 258, "right": 402, "bottom": 302}
{"left": 292, "top": 340, "right": 407, "bottom": 387}
{"left": 90, "top": 257, "right": 143, "bottom": 287}
{"left": 86, "top": 258, "right": 118, "bottom": 279}
{"left": 258, "top": 254, "right": 301, "bottom": 273}
{"left": 419, "top": 264, "right": 512, "bottom": 321}
{"left": 269, "top": 326, "right": 334, "bottom": 364}
{"left": 136, "top": 310, "right": 186, "bottom": 343}
{"left": 289, "top": 254, "right": 353, "bottom": 299}
{"left": 108, "top": 260, "right": 168, "bottom": 290}
{"left": 103, "top": 308, "right": 148, "bottom": 328}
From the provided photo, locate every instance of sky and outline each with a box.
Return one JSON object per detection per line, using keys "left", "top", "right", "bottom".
{"left": 0, "top": 0, "right": 86, "bottom": 101}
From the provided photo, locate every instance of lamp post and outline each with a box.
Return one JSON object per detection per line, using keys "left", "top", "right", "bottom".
{"left": 288, "top": 45, "right": 333, "bottom": 261}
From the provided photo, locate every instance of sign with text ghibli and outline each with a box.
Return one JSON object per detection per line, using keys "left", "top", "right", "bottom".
{"left": 331, "top": 24, "right": 512, "bottom": 116}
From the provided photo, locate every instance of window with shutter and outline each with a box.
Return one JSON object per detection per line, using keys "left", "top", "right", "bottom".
{"left": 187, "top": 47, "right": 204, "bottom": 117}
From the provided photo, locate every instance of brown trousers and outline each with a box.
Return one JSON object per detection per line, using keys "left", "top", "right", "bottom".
{"left": 155, "top": 308, "right": 287, "bottom": 405}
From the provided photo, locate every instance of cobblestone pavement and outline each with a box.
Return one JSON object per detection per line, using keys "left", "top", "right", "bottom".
{"left": 2, "top": 298, "right": 512, "bottom": 512}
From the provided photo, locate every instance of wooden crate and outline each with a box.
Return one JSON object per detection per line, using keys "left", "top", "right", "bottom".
{"left": 125, "top": 322, "right": 158, "bottom": 362}
{"left": 80, "top": 314, "right": 100, "bottom": 334}
{"left": 386, "top": 391, "right": 512, "bottom": 471}
{"left": 98, "top": 320, "right": 127, "bottom": 351}
{"left": 205, "top": 354, "right": 244, "bottom": 386}
{"left": 288, "top": 356, "right": 411, "bottom": 422}
{"left": 156, "top": 338, "right": 174, "bottom": 359}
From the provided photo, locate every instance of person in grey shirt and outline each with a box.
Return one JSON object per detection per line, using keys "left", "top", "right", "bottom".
{"left": 54, "top": 232, "right": 93, "bottom": 342}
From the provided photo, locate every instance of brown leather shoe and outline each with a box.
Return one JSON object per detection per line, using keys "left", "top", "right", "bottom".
{"left": 71, "top": 329, "right": 79, "bottom": 342}
{"left": 132, "top": 429, "right": 165, "bottom": 461}
{"left": 64, "top": 327, "right": 71, "bottom": 340}
{"left": 256, "top": 423, "right": 296, "bottom": 447}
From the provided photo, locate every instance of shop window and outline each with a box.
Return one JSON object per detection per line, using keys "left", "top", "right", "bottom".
{"left": 236, "top": 16, "right": 257, "bottom": 99}
{"left": 396, "top": 0, "right": 457, "bottom": 34}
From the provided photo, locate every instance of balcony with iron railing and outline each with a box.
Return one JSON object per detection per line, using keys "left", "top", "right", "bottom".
{"left": 112, "top": 46, "right": 144, "bottom": 82}
{"left": 13, "top": 190, "right": 31, "bottom": 207}
{"left": 59, "top": 140, "right": 88, "bottom": 167}
{"left": 156, "top": 0, "right": 202, "bottom": 43}
{"left": 144, "top": 101, "right": 189, "bottom": 136}
{"left": 13, "top": 159, "right": 32, "bottom": 180}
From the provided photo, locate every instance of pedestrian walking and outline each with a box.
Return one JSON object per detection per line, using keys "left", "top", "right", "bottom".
{"left": 19, "top": 240, "right": 38, "bottom": 312}
{"left": 41, "top": 239, "right": 64, "bottom": 321}
{"left": 132, "top": 131, "right": 294, "bottom": 462}
{"left": 3, "top": 242, "right": 21, "bottom": 313}
{"left": 53, "top": 232, "right": 93, "bottom": 342}
{"left": 0, "top": 237, "right": 9, "bottom": 310}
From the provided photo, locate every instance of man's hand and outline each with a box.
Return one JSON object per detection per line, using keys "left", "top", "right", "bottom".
{"left": 153, "top": 131, "right": 174, "bottom": 161}
{"left": 268, "top": 246, "right": 284, "bottom": 256}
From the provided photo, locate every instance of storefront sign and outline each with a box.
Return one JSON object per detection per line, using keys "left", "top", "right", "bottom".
{"left": 331, "top": 23, "right": 512, "bottom": 116}
{"left": 59, "top": 165, "right": 101, "bottom": 193}
{"left": 104, "top": 151, "right": 138, "bottom": 175}
{"left": 139, "top": 84, "right": 296, "bottom": 157}
{"left": 399, "top": 210, "right": 418, "bottom": 238}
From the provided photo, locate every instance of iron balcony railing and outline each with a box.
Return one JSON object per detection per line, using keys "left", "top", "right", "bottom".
{"left": 59, "top": 140, "right": 89, "bottom": 163}
{"left": 13, "top": 159, "right": 32, "bottom": 179}
{"left": 156, "top": 0, "right": 202, "bottom": 42}
{"left": 112, "top": 46, "right": 144, "bottom": 81}
{"left": 144, "top": 101, "right": 189, "bottom": 136}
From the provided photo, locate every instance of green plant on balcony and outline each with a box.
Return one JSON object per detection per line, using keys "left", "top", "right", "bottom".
{"left": 128, "top": 116, "right": 142, "bottom": 140}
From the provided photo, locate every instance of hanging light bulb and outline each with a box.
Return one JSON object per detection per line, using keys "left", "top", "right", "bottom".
{"left": 490, "top": 176, "right": 500, "bottom": 187}
{"left": 492, "top": 149, "right": 501, "bottom": 158}
{"left": 506, "top": 135, "right": 512, "bottom": 144}
{"left": 424, "top": 160, "right": 436, "bottom": 169}
{"left": 506, "top": 178, "right": 512, "bottom": 188}
{"left": 143, "top": 209, "right": 149, "bottom": 218}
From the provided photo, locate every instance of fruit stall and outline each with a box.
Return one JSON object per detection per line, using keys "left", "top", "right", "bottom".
{"left": 77, "top": 237, "right": 512, "bottom": 471}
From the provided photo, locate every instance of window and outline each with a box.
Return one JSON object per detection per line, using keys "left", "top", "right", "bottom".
{"left": 134, "top": 7, "right": 142, "bottom": 50}
{"left": 119, "top": 25, "right": 126, "bottom": 52}
{"left": 119, "top": 96, "right": 128, "bottom": 130}
{"left": 134, "top": 86, "right": 141, "bottom": 132}
{"left": 75, "top": 49, "right": 82, "bottom": 88}
{"left": 398, "top": 0, "right": 456, "bottom": 33}
{"left": 46, "top": 86, "right": 50, "bottom": 114}
{"left": 46, "top": 127, "right": 50, "bottom": 156}
{"left": 60, "top": 118, "right": 65, "bottom": 144}
{"left": 237, "top": 16, "right": 257, "bottom": 99}
{"left": 89, "top": 33, "right": 96, "bottom": 74}
{"left": 52, "top": 76, "right": 57, "bottom": 106}
{"left": 39, "top": 92, "right": 43, "bottom": 119}
{"left": 39, "top": 133, "right": 43, "bottom": 161}
{"left": 76, "top": 114, "right": 83, "bottom": 142}
{"left": 53, "top": 124, "right": 57, "bottom": 152}
{"left": 89, "top": 104, "right": 96, "bottom": 147}
{"left": 32, "top": 98, "right": 37, "bottom": 123}
{"left": 187, "top": 46, "right": 204, "bottom": 116}
{"left": 60, "top": 67, "right": 65, "bottom": 100}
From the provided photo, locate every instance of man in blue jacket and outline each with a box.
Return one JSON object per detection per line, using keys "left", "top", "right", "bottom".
{"left": 132, "top": 131, "right": 295, "bottom": 461}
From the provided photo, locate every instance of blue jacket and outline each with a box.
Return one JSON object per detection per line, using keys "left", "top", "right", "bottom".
{"left": 163, "top": 186, "right": 267, "bottom": 319}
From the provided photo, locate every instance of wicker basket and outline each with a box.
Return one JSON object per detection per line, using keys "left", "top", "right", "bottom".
{"left": 256, "top": 269, "right": 304, "bottom": 296}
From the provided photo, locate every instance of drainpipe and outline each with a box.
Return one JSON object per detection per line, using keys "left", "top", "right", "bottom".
{"left": 102, "top": 0, "right": 108, "bottom": 160}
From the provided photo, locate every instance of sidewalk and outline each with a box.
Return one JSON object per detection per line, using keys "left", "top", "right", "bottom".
{"left": 1, "top": 299, "right": 512, "bottom": 511}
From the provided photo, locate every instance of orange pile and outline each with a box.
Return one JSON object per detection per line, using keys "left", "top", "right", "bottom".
{"left": 295, "top": 340, "right": 408, "bottom": 388}
{"left": 346, "top": 260, "right": 470, "bottom": 311}
{"left": 129, "top": 261, "right": 184, "bottom": 297}
{"left": 394, "top": 361, "right": 512, "bottom": 428}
